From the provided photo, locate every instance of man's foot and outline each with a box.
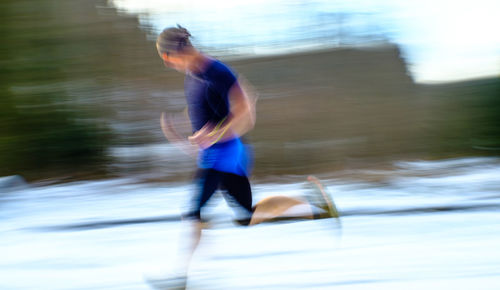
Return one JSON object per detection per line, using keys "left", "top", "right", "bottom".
{"left": 145, "top": 274, "right": 187, "bottom": 290}
{"left": 307, "top": 176, "right": 340, "bottom": 219}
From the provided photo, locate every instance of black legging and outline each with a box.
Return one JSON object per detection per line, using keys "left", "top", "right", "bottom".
{"left": 187, "top": 169, "right": 253, "bottom": 222}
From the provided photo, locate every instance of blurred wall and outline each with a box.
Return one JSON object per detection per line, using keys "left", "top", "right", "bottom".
{"left": 1, "top": 0, "right": 498, "bottom": 181}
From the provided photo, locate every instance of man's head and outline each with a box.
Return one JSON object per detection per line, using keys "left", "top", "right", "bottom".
{"left": 156, "top": 25, "right": 193, "bottom": 72}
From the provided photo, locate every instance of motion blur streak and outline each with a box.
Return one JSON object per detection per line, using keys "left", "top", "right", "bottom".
{"left": 1, "top": 0, "right": 499, "bottom": 289}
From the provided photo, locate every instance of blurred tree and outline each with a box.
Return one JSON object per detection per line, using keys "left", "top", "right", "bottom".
{"left": 429, "top": 78, "right": 500, "bottom": 155}
{"left": 0, "top": 0, "right": 112, "bottom": 180}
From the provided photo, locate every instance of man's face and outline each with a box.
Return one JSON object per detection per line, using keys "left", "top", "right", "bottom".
{"left": 161, "top": 51, "right": 187, "bottom": 73}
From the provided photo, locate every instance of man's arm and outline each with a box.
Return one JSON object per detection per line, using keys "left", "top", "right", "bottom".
{"left": 161, "top": 112, "right": 197, "bottom": 157}
{"left": 188, "top": 76, "right": 258, "bottom": 148}
{"left": 227, "top": 76, "right": 258, "bottom": 136}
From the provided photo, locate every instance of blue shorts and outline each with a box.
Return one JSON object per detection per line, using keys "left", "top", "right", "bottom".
{"left": 197, "top": 138, "right": 253, "bottom": 177}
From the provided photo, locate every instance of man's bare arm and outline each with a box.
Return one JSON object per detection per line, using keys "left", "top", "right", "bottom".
{"left": 161, "top": 112, "right": 197, "bottom": 157}
{"left": 188, "top": 76, "right": 258, "bottom": 148}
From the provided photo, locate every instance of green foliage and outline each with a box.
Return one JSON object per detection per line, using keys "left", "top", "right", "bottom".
{"left": 0, "top": 87, "right": 111, "bottom": 180}
{"left": 424, "top": 77, "right": 500, "bottom": 156}
{"left": 0, "top": 0, "right": 113, "bottom": 180}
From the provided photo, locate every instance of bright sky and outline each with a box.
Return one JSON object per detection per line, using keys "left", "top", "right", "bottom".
{"left": 110, "top": 0, "right": 500, "bottom": 83}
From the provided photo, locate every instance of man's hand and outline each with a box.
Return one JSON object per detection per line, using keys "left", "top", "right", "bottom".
{"left": 188, "top": 121, "right": 232, "bottom": 149}
{"left": 161, "top": 112, "right": 197, "bottom": 157}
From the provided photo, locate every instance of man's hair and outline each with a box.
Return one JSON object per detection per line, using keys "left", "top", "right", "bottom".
{"left": 156, "top": 25, "right": 192, "bottom": 55}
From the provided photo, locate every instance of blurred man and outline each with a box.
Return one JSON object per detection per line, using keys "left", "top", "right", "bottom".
{"left": 154, "top": 25, "right": 335, "bottom": 287}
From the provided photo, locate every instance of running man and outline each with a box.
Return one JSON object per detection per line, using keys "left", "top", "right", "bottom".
{"left": 154, "top": 26, "right": 336, "bottom": 286}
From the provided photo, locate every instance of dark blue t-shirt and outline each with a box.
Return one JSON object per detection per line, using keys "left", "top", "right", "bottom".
{"left": 185, "top": 59, "right": 237, "bottom": 132}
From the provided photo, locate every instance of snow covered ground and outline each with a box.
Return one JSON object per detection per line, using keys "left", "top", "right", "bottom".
{"left": 1, "top": 157, "right": 500, "bottom": 289}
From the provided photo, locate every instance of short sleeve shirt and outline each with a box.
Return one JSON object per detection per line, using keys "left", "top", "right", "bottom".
{"left": 185, "top": 59, "right": 237, "bottom": 132}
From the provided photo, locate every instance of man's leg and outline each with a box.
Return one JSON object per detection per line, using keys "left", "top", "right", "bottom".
{"left": 188, "top": 169, "right": 223, "bottom": 220}
{"left": 178, "top": 169, "right": 222, "bottom": 276}
{"left": 250, "top": 176, "right": 338, "bottom": 225}
{"left": 220, "top": 172, "right": 254, "bottom": 225}
{"left": 250, "top": 196, "right": 314, "bottom": 225}
{"left": 220, "top": 172, "right": 317, "bottom": 226}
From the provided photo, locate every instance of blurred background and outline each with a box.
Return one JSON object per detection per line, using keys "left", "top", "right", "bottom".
{"left": 1, "top": 0, "right": 499, "bottom": 182}
{"left": 1, "top": 0, "right": 500, "bottom": 289}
